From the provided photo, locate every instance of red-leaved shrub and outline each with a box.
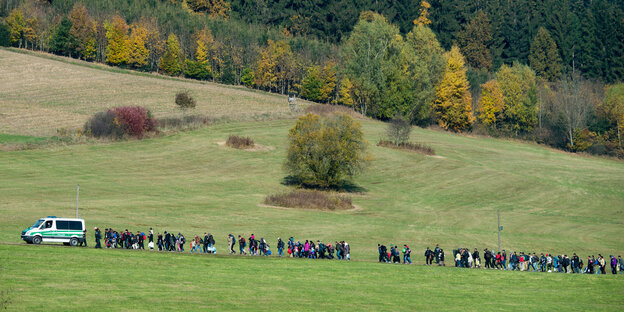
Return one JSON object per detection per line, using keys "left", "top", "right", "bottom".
{"left": 110, "top": 106, "right": 156, "bottom": 139}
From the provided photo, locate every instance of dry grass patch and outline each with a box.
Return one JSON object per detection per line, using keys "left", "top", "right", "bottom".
{"left": 0, "top": 49, "right": 295, "bottom": 136}
{"left": 377, "top": 140, "right": 435, "bottom": 155}
{"left": 226, "top": 135, "right": 255, "bottom": 149}
{"left": 304, "top": 104, "right": 363, "bottom": 118}
{"left": 264, "top": 190, "right": 353, "bottom": 210}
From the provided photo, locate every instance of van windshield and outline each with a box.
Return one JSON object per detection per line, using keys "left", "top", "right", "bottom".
{"left": 32, "top": 219, "right": 44, "bottom": 228}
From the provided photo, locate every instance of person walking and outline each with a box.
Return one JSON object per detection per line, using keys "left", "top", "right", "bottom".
{"left": 439, "top": 249, "right": 445, "bottom": 266}
{"left": 277, "top": 237, "right": 284, "bottom": 257}
{"left": 148, "top": 228, "right": 154, "bottom": 250}
{"left": 94, "top": 227, "right": 101, "bottom": 249}
{"left": 157, "top": 232, "right": 163, "bottom": 251}
{"left": 425, "top": 247, "right": 433, "bottom": 265}
{"left": 138, "top": 231, "right": 145, "bottom": 250}
{"left": 239, "top": 235, "right": 246, "bottom": 255}
{"left": 611, "top": 256, "right": 618, "bottom": 274}
{"left": 80, "top": 229, "right": 88, "bottom": 247}
{"left": 403, "top": 245, "right": 412, "bottom": 264}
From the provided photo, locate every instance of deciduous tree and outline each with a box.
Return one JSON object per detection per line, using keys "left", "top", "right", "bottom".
{"left": 477, "top": 79, "right": 504, "bottom": 128}
{"left": 68, "top": 3, "right": 96, "bottom": 60}
{"left": 496, "top": 62, "right": 538, "bottom": 135}
{"left": 433, "top": 45, "right": 473, "bottom": 132}
{"left": 285, "top": 114, "right": 369, "bottom": 188}
{"left": 159, "top": 33, "right": 183, "bottom": 76}
{"left": 104, "top": 15, "right": 129, "bottom": 66}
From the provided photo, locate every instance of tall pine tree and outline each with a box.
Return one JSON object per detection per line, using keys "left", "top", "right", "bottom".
{"left": 529, "top": 27, "right": 563, "bottom": 81}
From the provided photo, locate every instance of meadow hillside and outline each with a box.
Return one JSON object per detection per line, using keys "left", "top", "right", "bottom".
{"left": 0, "top": 118, "right": 623, "bottom": 260}
{"left": 0, "top": 48, "right": 299, "bottom": 137}
{"left": 1, "top": 45, "right": 624, "bottom": 310}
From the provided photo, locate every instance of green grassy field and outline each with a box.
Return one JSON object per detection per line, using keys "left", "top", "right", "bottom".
{"left": 1, "top": 118, "right": 623, "bottom": 259}
{"left": 0, "top": 244, "right": 622, "bottom": 311}
{"left": 1, "top": 48, "right": 623, "bottom": 310}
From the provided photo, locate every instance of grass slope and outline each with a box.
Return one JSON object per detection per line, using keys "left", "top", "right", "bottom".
{"left": 1, "top": 119, "right": 623, "bottom": 261}
{"left": 1, "top": 244, "right": 622, "bottom": 311}
{"left": 0, "top": 48, "right": 302, "bottom": 137}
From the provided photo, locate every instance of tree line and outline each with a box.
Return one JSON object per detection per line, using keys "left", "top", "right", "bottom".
{"left": 0, "top": 0, "right": 622, "bottom": 157}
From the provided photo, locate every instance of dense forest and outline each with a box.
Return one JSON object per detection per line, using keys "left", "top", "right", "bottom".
{"left": 0, "top": 0, "right": 622, "bottom": 157}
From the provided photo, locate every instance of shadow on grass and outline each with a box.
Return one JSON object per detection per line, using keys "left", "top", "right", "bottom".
{"left": 280, "top": 176, "right": 367, "bottom": 193}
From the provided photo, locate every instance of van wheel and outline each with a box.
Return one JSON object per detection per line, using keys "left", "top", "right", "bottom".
{"left": 70, "top": 238, "right": 79, "bottom": 247}
{"left": 32, "top": 236, "right": 42, "bottom": 245}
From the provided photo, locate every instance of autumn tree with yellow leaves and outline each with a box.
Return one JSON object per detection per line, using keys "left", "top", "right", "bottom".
{"left": 104, "top": 15, "right": 129, "bottom": 66}
{"left": 477, "top": 80, "right": 504, "bottom": 128}
{"left": 433, "top": 45, "right": 474, "bottom": 132}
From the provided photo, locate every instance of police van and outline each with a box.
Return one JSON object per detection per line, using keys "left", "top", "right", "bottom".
{"left": 21, "top": 216, "right": 86, "bottom": 246}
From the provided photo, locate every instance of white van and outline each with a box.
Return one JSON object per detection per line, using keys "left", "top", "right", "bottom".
{"left": 21, "top": 216, "right": 86, "bottom": 246}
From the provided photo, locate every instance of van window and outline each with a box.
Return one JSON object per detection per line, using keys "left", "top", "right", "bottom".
{"left": 44, "top": 220, "right": 53, "bottom": 228}
{"left": 69, "top": 221, "right": 82, "bottom": 230}
{"left": 32, "top": 219, "right": 44, "bottom": 228}
{"left": 56, "top": 221, "right": 69, "bottom": 230}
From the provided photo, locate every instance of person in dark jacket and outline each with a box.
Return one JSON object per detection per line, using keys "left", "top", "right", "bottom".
{"left": 434, "top": 244, "right": 441, "bottom": 264}
{"left": 157, "top": 233, "right": 163, "bottom": 251}
{"left": 439, "top": 249, "right": 445, "bottom": 266}
{"left": 277, "top": 238, "right": 284, "bottom": 257}
{"left": 137, "top": 231, "right": 145, "bottom": 250}
{"left": 94, "top": 227, "right": 101, "bottom": 249}
{"left": 484, "top": 249, "right": 492, "bottom": 269}
{"left": 239, "top": 235, "right": 246, "bottom": 255}
{"left": 203, "top": 233, "right": 209, "bottom": 253}
{"left": 425, "top": 247, "right": 433, "bottom": 265}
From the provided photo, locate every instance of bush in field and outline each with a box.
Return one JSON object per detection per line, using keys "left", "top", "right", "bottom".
{"left": 84, "top": 110, "right": 125, "bottom": 139}
{"left": 386, "top": 115, "right": 411, "bottom": 145}
{"left": 84, "top": 106, "right": 156, "bottom": 139}
{"left": 175, "top": 90, "right": 196, "bottom": 111}
{"left": 226, "top": 135, "right": 254, "bottom": 149}
{"left": 286, "top": 113, "right": 369, "bottom": 188}
{"left": 111, "top": 106, "right": 155, "bottom": 138}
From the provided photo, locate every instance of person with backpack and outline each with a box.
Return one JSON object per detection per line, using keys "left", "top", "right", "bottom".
{"left": 239, "top": 235, "right": 246, "bottom": 255}
{"left": 277, "top": 238, "right": 284, "bottom": 257}
{"left": 471, "top": 249, "right": 479, "bottom": 268}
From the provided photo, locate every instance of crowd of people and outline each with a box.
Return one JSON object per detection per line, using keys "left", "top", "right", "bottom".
{"left": 92, "top": 227, "right": 350, "bottom": 261}
{"left": 92, "top": 227, "right": 623, "bottom": 275}
{"left": 375, "top": 242, "right": 624, "bottom": 275}
{"left": 451, "top": 247, "right": 623, "bottom": 275}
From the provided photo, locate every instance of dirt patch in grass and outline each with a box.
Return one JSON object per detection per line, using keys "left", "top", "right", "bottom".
{"left": 264, "top": 189, "right": 353, "bottom": 211}
{"left": 377, "top": 140, "right": 435, "bottom": 155}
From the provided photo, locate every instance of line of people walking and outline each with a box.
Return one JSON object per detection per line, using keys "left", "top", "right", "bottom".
{"left": 93, "top": 227, "right": 350, "bottom": 260}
